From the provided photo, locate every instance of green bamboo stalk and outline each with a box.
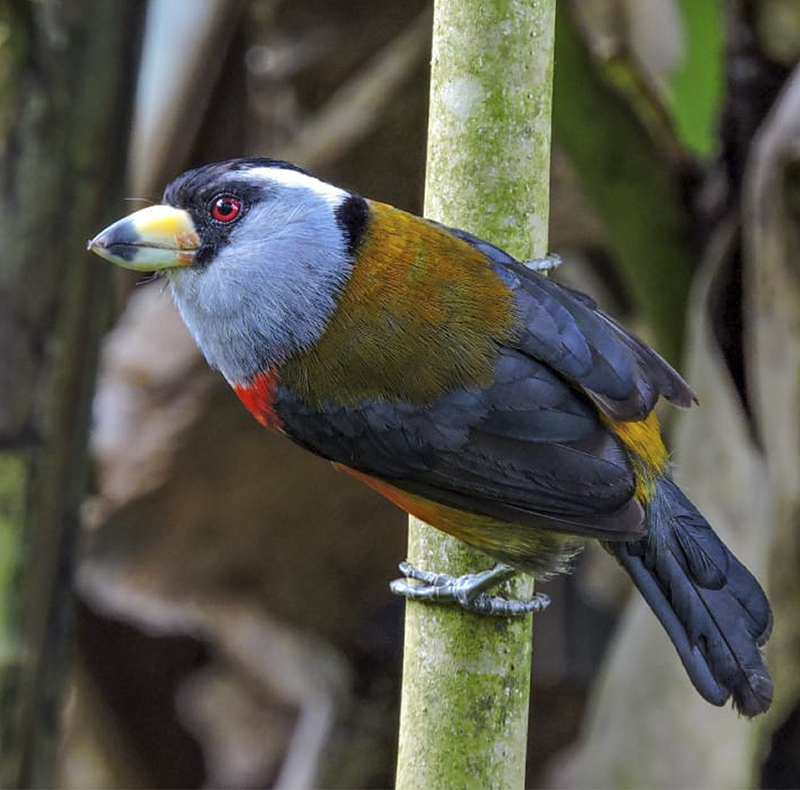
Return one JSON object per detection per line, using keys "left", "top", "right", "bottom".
{"left": 395, "top": 1, "right": 556, "bottom": 788}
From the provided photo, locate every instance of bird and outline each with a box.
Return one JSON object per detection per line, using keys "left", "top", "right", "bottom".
{"left": 89, "top": 157, "right": 772, "bottom": 717}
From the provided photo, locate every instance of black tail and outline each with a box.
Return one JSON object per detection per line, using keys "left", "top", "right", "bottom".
{"left": 607, "top": 476, "right": 773, "bottom": 717}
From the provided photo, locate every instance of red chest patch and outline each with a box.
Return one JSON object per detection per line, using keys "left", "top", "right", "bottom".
{"left": 233, "top": 368, "right": 283, "bottom": 431}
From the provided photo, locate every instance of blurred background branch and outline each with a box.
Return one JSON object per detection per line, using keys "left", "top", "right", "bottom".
{"left": 0, "top": 1, "right": 143, "bottom": 786}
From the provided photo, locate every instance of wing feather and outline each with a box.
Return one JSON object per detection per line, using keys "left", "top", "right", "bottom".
{"left": 275, "top": 227, "right": 693, "bottom": 542}
{"left": 277, "top": 346, "right": 645, "bottom": 540}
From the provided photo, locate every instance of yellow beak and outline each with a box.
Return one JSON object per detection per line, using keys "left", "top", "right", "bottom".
{"left": 88, "top": 204, "right": 200, "bottom": 271}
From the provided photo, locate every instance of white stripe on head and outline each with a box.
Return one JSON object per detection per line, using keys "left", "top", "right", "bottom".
{"left": 247, "top": 165, "right": 347, "bottom": 208}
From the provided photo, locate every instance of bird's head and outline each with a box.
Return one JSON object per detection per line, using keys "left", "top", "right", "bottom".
{"left": 89, "top": 158, "right": 365, "bottom": 383}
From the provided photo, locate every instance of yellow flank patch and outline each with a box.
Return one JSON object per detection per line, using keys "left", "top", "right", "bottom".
{"left": 607, "top": 411, "right": 668, "bottom": 502}
{"left": 282, "top": 200, "right": 519, "bottom": 405}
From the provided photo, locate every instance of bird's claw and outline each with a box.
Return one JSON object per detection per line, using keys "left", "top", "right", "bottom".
{"left": 390, "top": 561, "right": 550, "bottom": 617}
{"left": 521, "top": 253, "right": 561, "bottom": 273}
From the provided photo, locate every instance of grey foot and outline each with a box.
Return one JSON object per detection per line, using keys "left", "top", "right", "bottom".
{"left": 390, "top": 561, "right": 550, "bottom": 617}
{"left": 521, "top": 253, "right": 561, "bottom": 272}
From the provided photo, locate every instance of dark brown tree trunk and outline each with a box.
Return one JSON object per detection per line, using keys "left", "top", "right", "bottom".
{"left": 0, "top": 2, "right": 143, "bottom": 785}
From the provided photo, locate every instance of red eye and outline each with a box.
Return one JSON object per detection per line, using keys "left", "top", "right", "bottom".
{"left": 211, "top": 194, "right": 242, "bottom": 223}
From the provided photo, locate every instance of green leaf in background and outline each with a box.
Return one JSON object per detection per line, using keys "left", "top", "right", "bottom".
{"left": 668, "top": 0, "right": 724, "bottom": 158}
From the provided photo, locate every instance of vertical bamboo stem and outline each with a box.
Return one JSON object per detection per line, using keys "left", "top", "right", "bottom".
{"left": 395, "top": 1, "right": 556, "bottom": 787}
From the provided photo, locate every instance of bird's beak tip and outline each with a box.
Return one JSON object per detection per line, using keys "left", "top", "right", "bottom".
{"left": 88, "top": 206, "right": 198, "bottom": 272}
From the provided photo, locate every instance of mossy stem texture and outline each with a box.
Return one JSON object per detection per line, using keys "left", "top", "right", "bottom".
{"left": 395, "top": 1, "right": 555, "bottom": 788}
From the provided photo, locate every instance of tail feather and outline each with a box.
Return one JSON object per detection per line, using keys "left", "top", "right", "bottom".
{"left": 607, "top": 476, "right": 773, "bottom": 717}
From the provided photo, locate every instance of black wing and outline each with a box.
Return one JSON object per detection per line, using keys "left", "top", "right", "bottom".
{"left": 276, "top": 343, "right": 645, "bottom": 540}
{"left": 276, "top": 237, "right": 692, "bottom": 541}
